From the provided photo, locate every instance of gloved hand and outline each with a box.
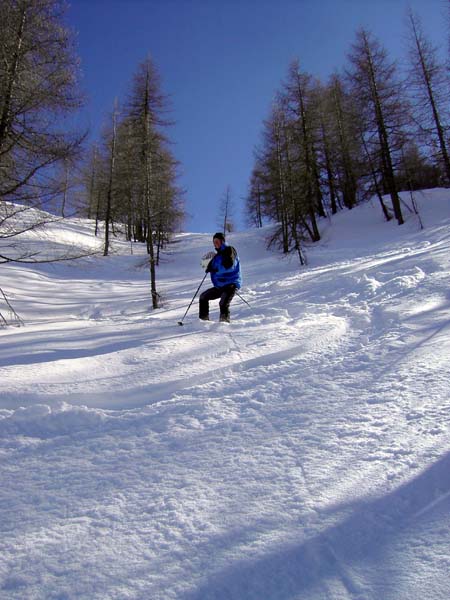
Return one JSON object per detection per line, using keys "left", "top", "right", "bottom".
{"left": 206, "top": 260, "right": 217, "bottom": 274}
{"left": 201, "top": 251, "right": 216, "bottom": 271}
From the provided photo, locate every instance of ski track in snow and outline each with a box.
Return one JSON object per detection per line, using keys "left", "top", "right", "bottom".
{"left": 1, "top": 190, "right": 450, "bottom": 599}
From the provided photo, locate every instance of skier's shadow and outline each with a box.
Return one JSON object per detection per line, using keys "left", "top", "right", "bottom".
{"left": 183, "top": 451, "right": 450, "bottom": 599}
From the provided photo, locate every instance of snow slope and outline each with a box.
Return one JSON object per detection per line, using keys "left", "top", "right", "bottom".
{"left": 1, "top": 190, "right": 450, "bottom": 599}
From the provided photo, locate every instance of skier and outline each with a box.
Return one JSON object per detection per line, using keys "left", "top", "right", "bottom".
{"left": 199, "top": 232, "right": 242, "bottom": 323}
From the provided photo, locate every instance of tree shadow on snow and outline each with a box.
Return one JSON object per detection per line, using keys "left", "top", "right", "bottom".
{"left": 182, "top": 451, "right": 450, "bottom": 600}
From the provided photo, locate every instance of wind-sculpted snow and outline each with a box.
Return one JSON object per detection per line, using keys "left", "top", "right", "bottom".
{"left": 1, "top": 190, "right": 450, "bottom": 599}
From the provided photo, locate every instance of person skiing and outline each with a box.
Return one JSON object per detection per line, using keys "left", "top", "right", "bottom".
{"left": 199, "top": 232, "right": 242, "bottom": 323}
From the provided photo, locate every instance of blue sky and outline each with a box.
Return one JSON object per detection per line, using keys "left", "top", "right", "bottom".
{"left": 66, "top": 0, "right": 447, "bottom": 233}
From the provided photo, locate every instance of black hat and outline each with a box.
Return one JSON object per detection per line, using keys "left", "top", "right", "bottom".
{"left": 213, "top": 232, "right": 225, "bottom": 242}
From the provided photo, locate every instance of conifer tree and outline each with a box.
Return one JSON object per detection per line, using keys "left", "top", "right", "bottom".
{"left": 406, "top": 9, "right": 450, "bottom": 183}
{"left": 283, "top": 60, "right": 323, "bottom": 240}
{"left": 327, "top": 74, "right": 363, "bottom": 211}
{"left": 253, "top": 97, "right": 307, "bottom": 263}
{"left": 245, "top": 165, "right": 265, "bottom": 228}
{"left": 121, "top": 56, "right": 181, "bottom": 308}
{"left": 218, "top": 185, "right": 235, "bottom": 233}
{"left": 103, "top": 100, "right": 119, "bottom": 256}
{"left": 0, "top": 0, "right": 84, "bottom": 207}
{"left": 259, "top": 100, "right": 291, "bottom": 254}
{"left": 347, "top": 28, "right": 406, "bottom": 225}
{"left": 0, "top": 0, "right": 86, "bottom": 264}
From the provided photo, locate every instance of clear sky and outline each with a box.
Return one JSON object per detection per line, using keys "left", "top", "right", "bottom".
{"left": 66, "top": 0, "right": 448, "bottom": 233}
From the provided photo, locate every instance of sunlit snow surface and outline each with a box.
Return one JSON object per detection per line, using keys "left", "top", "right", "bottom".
{"left": 1, "top": 190, "right": 450, "bottom": 599}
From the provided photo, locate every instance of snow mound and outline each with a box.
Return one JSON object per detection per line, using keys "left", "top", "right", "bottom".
{"left": 0, "top": 402, "right": 107, "bottom": 439}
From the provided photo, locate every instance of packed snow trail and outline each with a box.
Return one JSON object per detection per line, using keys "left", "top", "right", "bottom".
{"left": 1, "top": 190, "right": 450, "bottom": 599}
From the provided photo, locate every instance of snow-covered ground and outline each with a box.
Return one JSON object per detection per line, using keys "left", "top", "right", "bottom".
{"left": 1, "top": 189, "right": 450, "bottom": 599}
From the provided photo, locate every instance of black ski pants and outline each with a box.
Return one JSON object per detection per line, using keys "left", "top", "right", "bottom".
{"left": 199, "top": 284, "right": 236, "bottom": 320}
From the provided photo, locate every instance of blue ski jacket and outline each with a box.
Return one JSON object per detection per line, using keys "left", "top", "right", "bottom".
{"left": 208, "top": 243, "right": 242, "bottom": 289}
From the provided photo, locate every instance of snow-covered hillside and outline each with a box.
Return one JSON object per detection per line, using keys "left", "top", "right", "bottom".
{"left": 1, "top": 190, "right": 450, "bottom": 599}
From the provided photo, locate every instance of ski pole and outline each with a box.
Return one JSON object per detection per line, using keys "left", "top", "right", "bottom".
{"left": 235, "top": 290, "right": 252, "bottom": 309}
{"left": 178, "top": 272, "right": 208, "bottom": 325}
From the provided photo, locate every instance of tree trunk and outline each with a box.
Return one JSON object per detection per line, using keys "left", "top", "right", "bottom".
{"left": 365, "top": 39, "right": 404, "bottom": 225}
{"left": 0, "top": 6, "right": 26, "bottom": 154}
{"left": 104, "top": 105, "right": 118, "bottom": 256}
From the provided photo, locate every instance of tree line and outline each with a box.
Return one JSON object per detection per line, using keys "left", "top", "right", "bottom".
{"left": 0, "top": 0, "right": 182, "bottom": 310}
{"left": 81, "top": 59, "right": 184, "bottom": 308}
{"left": 246, "top": 12, "right": 450, "bottom": 263}
{"left": 0, "top": 0, "right": 86, "bottom": 262}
